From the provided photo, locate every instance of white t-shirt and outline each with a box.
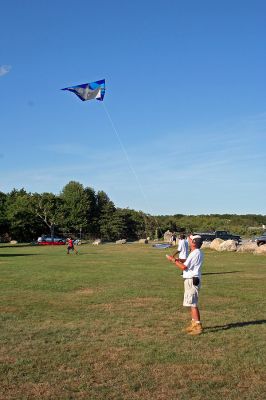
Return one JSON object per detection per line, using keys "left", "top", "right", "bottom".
{"left": 183, "top": 248, "right": 204, "bottom": 279}
{"left": 178, "top": 239, "right": 189, "bottom": 260}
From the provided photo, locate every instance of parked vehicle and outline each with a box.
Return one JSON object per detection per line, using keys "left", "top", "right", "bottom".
{"left": 37, "top": 236, "right": 66, "bottom": 245}
{"left": 255, "top": 232, "right": 266, "bottom": 246}
{"left": 193, "top": 230, "right": 241, "bottom": 243}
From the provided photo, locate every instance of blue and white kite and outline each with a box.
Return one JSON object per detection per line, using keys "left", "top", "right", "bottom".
{"left": 62, "top": 79, "right": 105, "bottom": 101}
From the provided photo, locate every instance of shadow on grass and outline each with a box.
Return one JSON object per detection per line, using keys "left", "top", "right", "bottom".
{"left": 0, "top": 254, "right": 41, "bottom": 257}
{"left": 205, "top": 319, "right": 266, "bottom": 332}
{"left": 0, "top": 244, "right": 35, "bottom": 248}
{"left": 202, "top": 271, "right": 240, "bottom": 275}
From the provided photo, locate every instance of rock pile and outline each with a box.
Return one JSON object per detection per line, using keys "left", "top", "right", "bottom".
{"left": 237, "top": 242, "right": 257, "bottom": 253}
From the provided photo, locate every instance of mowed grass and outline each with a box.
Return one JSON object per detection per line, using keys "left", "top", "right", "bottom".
{"left": 0, "top": 243, "right": 265, "bottom": 400}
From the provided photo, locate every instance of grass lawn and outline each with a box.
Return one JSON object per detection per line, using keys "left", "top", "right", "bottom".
{"left": 0, "top": 243, "right": 265, "bottom": 399}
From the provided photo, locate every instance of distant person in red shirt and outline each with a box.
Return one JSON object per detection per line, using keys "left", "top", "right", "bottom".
{"left": 67, "top": 238, "right": 78, "bottom": 255}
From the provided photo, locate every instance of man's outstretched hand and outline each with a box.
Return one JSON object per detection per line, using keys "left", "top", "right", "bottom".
{"left": 166, "top": 254, "right": 175, "bottom": 263}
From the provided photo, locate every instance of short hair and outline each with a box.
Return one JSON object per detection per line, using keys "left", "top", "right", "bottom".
{"left": 193, "top": 238, "right": 203, "bottom": 248}
{"left": 179, "top": 234, "right": 185, "bottom": 240}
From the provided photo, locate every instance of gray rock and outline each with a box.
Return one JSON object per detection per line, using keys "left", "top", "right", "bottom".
{"left": 201, "top": 241, "right": 211, "bottom": 249}
{"left": 139, "top": 239, "right": 148, "bottom": 244}
{"left": 92, "top": 239, "right": 101, "bottom": 245}
{"left": 210, "top": 238, "right": 224, "bottom": 251}
{"left": 164, "top": 230, "right": 173, "bottom": 243}
{"left": 237, "top": 242, "right": 257, "bottom": 253}
{"left": 116, "top": 239, "right": 126, "bottom": 244}
{"left": 254, "top": 244, "right": 266, "bottom": 255}
{"left": 218, "top": 240, "right": 237, "bottom": 252}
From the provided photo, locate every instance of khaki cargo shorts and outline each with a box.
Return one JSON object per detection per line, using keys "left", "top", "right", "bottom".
{"left": 183, "top": 278, "right": 200, "bottom": 307}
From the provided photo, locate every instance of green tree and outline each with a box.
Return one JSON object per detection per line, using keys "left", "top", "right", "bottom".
{"left": 0, "top": 191, "right": 9, "bottom": 238}
{"left": 96, "top": 191, "right": 116, "bottom": 240}
{"left": 122, "top": 209, "right": 146, "bottom": 240}
{"left": 31, "top": 192, "right": 63, "bottom": 240}
{"left": 103, "top": 208, "right": 127, "bottom": 241}
{"left": 84, "top": 187, "right": 99, "bottom": 238}
{"left": 5, "top": 189, "right": 43, "bottom": 242}
{"left": 60, "top": 181, "right": 91, "bottom": 236}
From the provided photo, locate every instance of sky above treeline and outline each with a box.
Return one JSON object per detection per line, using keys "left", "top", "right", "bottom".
{"left": 1, "top": 0, "right": 265, "bottom": 215}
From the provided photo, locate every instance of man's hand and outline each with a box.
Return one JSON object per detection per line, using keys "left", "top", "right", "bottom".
{"left": 166, "top": 255, "right": 187, "bottom": 271}
{"left": 174, "top": 259, "right": 187, "bottom": 271}
{"left": 166, "top": 254, "right": 175, "bottom": 263}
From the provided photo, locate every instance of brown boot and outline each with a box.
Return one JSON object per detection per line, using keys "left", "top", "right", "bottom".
{"left": 182, "top": 320, "right": 197, "bottom": 333}
{"left": 187, "top": 322, "right": 203, "bottom": 335}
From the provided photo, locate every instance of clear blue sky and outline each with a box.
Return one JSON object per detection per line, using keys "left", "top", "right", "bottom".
{"left": 1, "top": 0, "right": 265, "bottom": 215}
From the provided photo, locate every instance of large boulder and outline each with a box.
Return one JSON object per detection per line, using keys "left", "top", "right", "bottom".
{"left": 218, "top": 239, "right": 237, "bottom": 252}
{"left": 164, "top": 230, "right": 172, "bottom": 243}
{"left": 201, "top": 241, "right": 211, "bottom": 249}
{"left": 210, "top": 238, "right": 224, "bottom": 251}
{"left": 10, "top": 240, "right": 18, "bottom": 245}
{"left": 254, "top": 244, "right": 266, "bottom": 255}
{"left": 116, "top": 239, "right": 126, "bottom": 244}
{"left": 237, "top": 242, "right": 257, "bottom": 253}
{"left": 139, "top": 239, "right": 148, "bottom": 244}
{"left": 92, "top": 239, "right": 101, "bottom": 245}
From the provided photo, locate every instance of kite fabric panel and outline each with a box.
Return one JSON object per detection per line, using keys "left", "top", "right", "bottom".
{"left": 62, "top": 79, "right": 105, "bottom": 101}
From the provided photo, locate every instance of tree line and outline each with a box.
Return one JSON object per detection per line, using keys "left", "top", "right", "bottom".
{"left": 0, "top": 181, "right": 265, "bottom": 242}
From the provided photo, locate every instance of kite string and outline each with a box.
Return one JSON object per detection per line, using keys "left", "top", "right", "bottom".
{"left": 102, "top": 102, "right": 148, "bottom": 203}
{"left": 102, "top": 102, "right": 163, "bottom": 236}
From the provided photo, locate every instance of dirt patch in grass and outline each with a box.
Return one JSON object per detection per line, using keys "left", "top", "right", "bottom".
{"left": 0, "top": 353, "right": 17, "bottom": 364}
{"left": 122, "top": 297, "right": 162, "bottom": 308}
{"left": 1, "top": 382, "right": 57, "bottom": 400}
{"left": 0, "top": 306, "right": 18, "bottom": 313}
{"left": 89, "top": 302, "right": 115, "bottom": 311}
{"left": 129, "top": 326, "right": 154, "bottom": 338}
{"left": 88, "top": 297, "right": 161, "bottom": 312}
{"left": 75, "top": 287, "right": 95, "bottom": 295}
{"left": 236, "top": 370, "right": 266, "bottom": 389}
{"left": 100, "top": 346, "right": 131, "bottom": 363}
{"left": 208, "top": 296, "right": 234, "bottom": 305}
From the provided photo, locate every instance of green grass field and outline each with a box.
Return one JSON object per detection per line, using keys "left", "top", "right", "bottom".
{"left": 0, "top": 243, "right": 265, "bottom": 400}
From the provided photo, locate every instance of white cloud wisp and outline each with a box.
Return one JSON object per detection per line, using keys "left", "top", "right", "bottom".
{"left": 0, "top": 65, "right": 11, "bottom": 77}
